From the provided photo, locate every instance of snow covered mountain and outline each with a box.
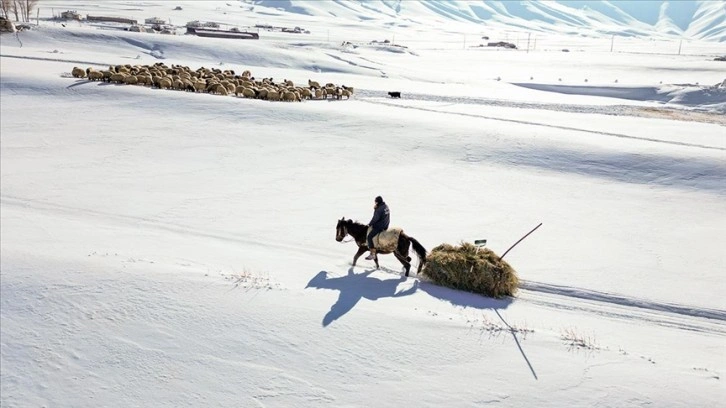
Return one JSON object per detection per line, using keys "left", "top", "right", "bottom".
{"left": 248, "top": 0, "right": 726, "bottom": 41}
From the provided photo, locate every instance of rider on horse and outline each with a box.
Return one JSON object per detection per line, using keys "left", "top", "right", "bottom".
{"left": 365, "top": 196, "right": 390, "bottom": 260}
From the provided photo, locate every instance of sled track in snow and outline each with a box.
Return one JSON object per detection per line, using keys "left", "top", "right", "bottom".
{"left": 520, "top": 280, "right": 726, "bottom": 321}
{"left": 519, "top": 280, "right": 726, "bottom": 335}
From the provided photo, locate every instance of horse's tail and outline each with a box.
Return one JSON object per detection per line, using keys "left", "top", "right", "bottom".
{"left": 408, "top": 235, "right": 427, "bottom": 274}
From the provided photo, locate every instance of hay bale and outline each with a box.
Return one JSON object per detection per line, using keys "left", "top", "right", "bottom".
{"left": 422, "top": 242, "right": 519, "bottom": 298}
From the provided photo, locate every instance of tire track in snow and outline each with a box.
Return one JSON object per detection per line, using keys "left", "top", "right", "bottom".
{"left": 356, "top": 94, "right": 726, "bottom": 151}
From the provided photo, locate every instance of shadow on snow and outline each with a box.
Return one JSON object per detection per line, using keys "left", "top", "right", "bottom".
{"left": 307, "top": 267, "right": 418, "bottom": 327}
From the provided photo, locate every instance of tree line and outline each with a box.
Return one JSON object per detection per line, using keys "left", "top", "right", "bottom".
{"left": 1, "top": 0, "right": 39, "bottom": 23}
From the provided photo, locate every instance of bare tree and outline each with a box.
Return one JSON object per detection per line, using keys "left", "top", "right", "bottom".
{"left": 22, "top": 0, "right": 36, "bottom": 22}
{"left": 10, "top": 0, "right": 19, "bottom": 21}
{"left": 16, "top": 0, "right": 25, "bottom": 21}
{"left": 0, "top": 0, "right": 11, "bottom": 18}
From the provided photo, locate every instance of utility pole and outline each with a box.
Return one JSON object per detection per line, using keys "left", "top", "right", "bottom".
{"left": 678, "top": 39, "right": 682, "bottom": 55}
{"left": 610, "top": 35, "right": 615, "bottom": 52}
{"left": 526, "top": 32, "right": 530, "bottom": 53}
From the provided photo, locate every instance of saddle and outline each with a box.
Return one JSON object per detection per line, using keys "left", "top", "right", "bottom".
{"left": 367, "top": 227, "right": 403, "bottom": 252}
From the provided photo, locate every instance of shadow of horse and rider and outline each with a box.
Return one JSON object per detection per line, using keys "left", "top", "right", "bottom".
{"left": 307, "top": 267, "right": 514, "bottom": 327}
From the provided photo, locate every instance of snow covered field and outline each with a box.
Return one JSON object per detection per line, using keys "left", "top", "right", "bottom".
{"left": 1, "top": 1, "right": 725, "bottom": 407}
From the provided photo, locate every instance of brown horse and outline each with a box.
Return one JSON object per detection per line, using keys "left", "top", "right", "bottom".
{"left": 335, "top": 217, "right": 427, "bottom": 276}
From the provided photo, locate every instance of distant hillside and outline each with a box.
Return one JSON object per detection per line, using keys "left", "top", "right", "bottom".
{"left": 248, "top": 0, "right": 726, "bottom": 41}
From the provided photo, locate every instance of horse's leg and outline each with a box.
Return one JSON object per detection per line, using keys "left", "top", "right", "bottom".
{"left": 352, "top": 246, "right": 367, "bottom": 267}
{"left": 394, "top": 252, "right": 411, "bottom": 276}
{"left": 398, "top": 235, "right": 411, "bottom": 262}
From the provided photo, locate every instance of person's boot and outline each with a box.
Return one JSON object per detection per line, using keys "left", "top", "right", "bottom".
{"left": 365, "top": 248, "right": 377, "bottom": 260}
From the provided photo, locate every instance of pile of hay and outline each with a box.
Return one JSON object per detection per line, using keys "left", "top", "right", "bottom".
{"left": 421, "top": 242, "right": 519, "bottom": 298}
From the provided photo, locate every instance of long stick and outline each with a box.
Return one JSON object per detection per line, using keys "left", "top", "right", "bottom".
{"left": 500, "top": 223, "right": 542, "bottom": 260}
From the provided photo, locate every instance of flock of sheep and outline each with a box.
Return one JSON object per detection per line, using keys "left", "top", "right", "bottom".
{"left": 70, "top": 63, "right": 354, "bottom": 102}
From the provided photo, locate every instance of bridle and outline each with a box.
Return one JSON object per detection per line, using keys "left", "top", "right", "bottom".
{"left": 336, "top": 224, "right": 355, "bottom": 243}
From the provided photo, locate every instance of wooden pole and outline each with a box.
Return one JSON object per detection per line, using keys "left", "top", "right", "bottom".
{"left": 500, "top": 223, "right": 543, "bottom": 260}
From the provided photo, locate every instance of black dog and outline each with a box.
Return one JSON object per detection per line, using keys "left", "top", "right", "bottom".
{"left": 388, "top": 91, "right": 401, "bottom": 98}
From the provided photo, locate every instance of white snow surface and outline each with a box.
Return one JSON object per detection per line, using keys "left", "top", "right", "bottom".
{"left": 1, "top": 1, "right": 726, "bottom": 407}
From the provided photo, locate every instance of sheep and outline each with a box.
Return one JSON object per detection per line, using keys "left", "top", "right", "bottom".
{"left": 123, "top": 75, "right": 139, "bottom": 85}
{"left": 158, "top": 77, "right": 173, "bottom": 89}
{"left": 205, "top": 81, "right": 220, "bottom": 93}
{"left": 193, "top": 80, "right": 206, "bottom": 92}
{"left": 244, "top": 87, "right": 257, "bottom": 98}
{"left": 88, "top": 70, "right": 105, "bottom": 81}
{"left": 324, "top": 86, "right": 337, "bottom": 99}
{"left": 110, "top": 73, "right": 127, "bottom": 83}
{"left": 178, "top": 78, "right": 192, "bottom": 91}
{"left": 235, "top": 86, "right": 255, "bottom": 98}
{"left": 64, "top": 61, "right": 355, "bottom": 104}
{"left": 209, "top": 83, "right": 228, "bottom": 95}
{"left": 331, "top": 86, "right": 343, "bottom": 100}
{"left": 282, "top": 90, "right": 299, "bottom": 102}
{"left": 102, "top": 70, "right": 114, "bottom": 82}
{"left": 267, "top": 89, "right": 280, "bottom": 101}
{"left": 71, "top": 67, "right": 86, "bottom": 78}
{"left": 137, "top": 74, "right": 153, "bottom": 86}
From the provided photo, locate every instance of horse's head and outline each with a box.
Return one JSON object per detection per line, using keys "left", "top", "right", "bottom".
{"left": 336, "top": 217, "right": 347, "bottom": 242}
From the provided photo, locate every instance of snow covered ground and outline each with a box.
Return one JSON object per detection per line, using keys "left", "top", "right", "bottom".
{"left": 1, "top": 1, "right": 725, "bottom": 407}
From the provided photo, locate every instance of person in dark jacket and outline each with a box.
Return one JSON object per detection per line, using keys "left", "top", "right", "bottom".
{"left": 365, "top": 196, "right": 390, "bottom": 260}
